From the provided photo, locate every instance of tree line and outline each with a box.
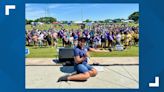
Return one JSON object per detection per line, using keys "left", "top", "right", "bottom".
{"left": 26, "top": 11, "right": 139, "bottom": 24}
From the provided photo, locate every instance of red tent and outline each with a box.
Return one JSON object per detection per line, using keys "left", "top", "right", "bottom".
{"left": 53, "top": 22, "right": 60, "bottom": 24}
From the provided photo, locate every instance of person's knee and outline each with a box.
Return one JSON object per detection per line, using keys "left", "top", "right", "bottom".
{"left": 84, "top": 72, "right": 90, "bottom": 79}
{"left": 90, "top": 69, "right": 98, "bottom": 77}
{"left": 91, "top": 68, "right": 98, "bottom": 77}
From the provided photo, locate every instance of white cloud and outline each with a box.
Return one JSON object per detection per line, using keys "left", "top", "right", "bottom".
{"left": 26, "top": 8, "right": 45, "bottom": 20}
{"left": 48, "top": 4, "right": 61, "bottom": 9}
{"left": 25, "top": 4, "right": 31, "bottom": 7}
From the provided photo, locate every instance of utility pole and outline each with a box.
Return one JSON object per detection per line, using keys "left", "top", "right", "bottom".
{"left": 81, "top": 8, "right": 83, "bottom": 22}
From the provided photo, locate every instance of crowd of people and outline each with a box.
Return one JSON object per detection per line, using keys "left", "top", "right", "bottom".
{"left": 26, "top": 23, "right": 139, "bottom": 51}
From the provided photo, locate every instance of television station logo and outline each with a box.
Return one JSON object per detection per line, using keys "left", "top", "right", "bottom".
{"left": 0, "top": 2, "right": 16, "bottom": 16}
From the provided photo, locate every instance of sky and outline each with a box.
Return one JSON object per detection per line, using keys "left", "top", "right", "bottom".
{"left": 26, "top": 4, "right": 139, "bottom": 21}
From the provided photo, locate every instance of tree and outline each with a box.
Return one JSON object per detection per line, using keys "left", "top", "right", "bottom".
{"left": 34, "top": 17, "right": 57, "bottom": 23}
{"left": 84, "top": 19, "right": 92, "bottom": 23}
{"left": 62, "top": 21, "right": 68, "bottom": 24}
{"left": 93, "top": 21, "right": 97, "bottom": 23}
{"left": 104, "top": 19, "right": 112, "bottom": 23}
{"left": 112, "top": 18, "right": 122, "bottom": 23}
{"left": 128, "top": 11, "right": 139, "bottom": 22}
{"left": 26, "top": 19, "right": 34, "bottom": 24}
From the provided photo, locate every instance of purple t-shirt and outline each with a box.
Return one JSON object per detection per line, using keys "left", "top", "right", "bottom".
{"left": 74, "top": 46, "right": 90, "bottom": 64}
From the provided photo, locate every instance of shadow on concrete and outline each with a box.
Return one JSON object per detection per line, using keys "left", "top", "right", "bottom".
{"left": 60, "top": 66, "right": 75, "bottom": 73}
{"left": 57, "top": 71, "right": 88, "bottom": 82}
{"left": 59, "top": 65, "right": 88, "bottom": 82}
{"left": 52, "top": 59, "right": 62, "bottom": 64}
{"left": 69, "top": 80, "right": 87, "bottom": 82}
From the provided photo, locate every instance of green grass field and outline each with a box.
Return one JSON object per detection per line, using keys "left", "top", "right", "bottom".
{"left": 26, "top": 46, "right": 138, "bottom": 58}
{"left": 26, "top": 24, "right": 82, "bottom": 31}
{"left": 26, "top": 23, "right": 138, "bottom": 31}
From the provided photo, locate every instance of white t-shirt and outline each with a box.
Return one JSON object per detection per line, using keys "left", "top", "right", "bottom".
{"left": 116, "top": 34, "right": 121, "bottom": 42}
{"left": 38, "top": 34, "right": 44, "bottom": 40}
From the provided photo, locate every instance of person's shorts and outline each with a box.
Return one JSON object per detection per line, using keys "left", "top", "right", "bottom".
{"left": 101, "top": 38, "right": 106, "bottom": 42}
{"left": 74, "top": 63, "right": 93, "bottom": 73}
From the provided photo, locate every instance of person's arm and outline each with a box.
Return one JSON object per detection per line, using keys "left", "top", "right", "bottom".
{"left": 85, "top": 51, "right": 90, "bottom": 57}
{"left": 74, "top": 56, "right": 86, "bottom": 64}
{"left": 89, "top": 47, "right": 109, "bottom": 52}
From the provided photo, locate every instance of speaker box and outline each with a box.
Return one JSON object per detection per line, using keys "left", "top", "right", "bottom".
{"left": 59, "top": 48, "right": 74, "bottom": 62}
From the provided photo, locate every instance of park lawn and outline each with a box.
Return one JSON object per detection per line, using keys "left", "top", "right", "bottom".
{"left": 26, "top": 47, "right": 57, "bottom": 58}
{"left": 26, "top": 22, "right": 138, "bottom": 31}
{"left": 26, "top": 46, "right": 138, "bottom": 58}
{"left": 90, "top": 46, "right": 138, "bottom": 57}
{"left": 26, "top": 24, "right": 81, "bottom": 31}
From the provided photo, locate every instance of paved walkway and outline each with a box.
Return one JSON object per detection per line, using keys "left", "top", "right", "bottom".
{"left": 26, "top": 57, "right": 138, "bottom": 65}
{"left": 26, "top": 57, "right": 139, "bottom": 89}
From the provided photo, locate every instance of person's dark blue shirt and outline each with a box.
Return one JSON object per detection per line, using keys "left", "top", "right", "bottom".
{"left": 74, "top": 46, "right": 90, "bottom": 64}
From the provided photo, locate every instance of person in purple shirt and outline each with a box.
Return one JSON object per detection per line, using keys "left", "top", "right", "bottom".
{"left": 107, "top": 31, "right": 114, "bottom": 48}
{"left": 101, "top": 32, "right": 107, "bottom": 48}
{"left": 57, "top": 37, "right": 108, "bottom": 82}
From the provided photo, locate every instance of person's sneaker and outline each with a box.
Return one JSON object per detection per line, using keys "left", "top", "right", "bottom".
{"left": 57, "top": 75, "right": 70, "bottom": 82}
